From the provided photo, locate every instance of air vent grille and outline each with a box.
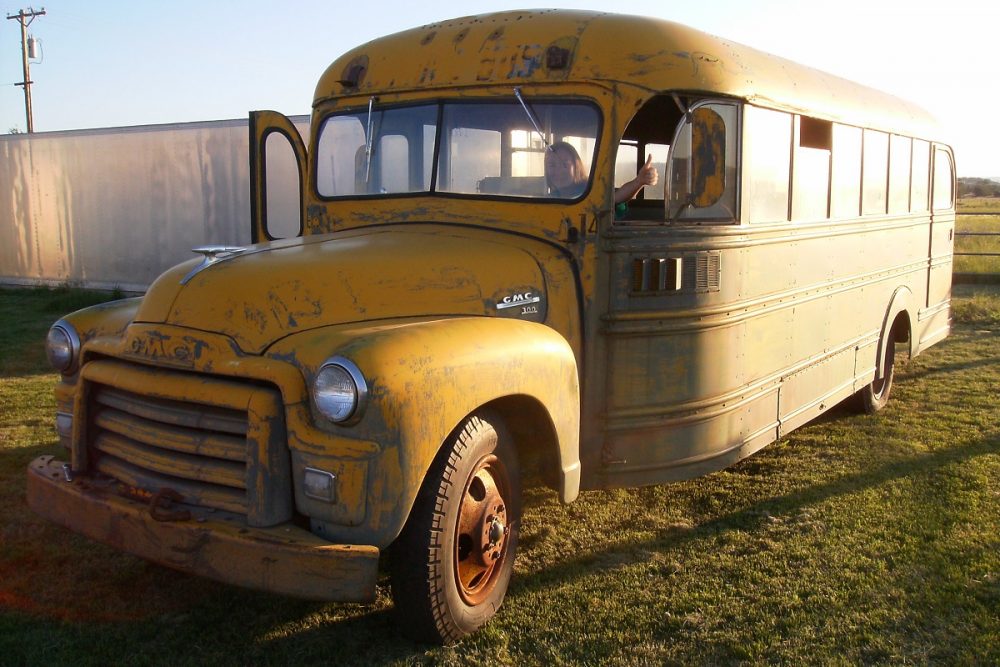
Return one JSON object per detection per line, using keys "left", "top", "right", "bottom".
{"left": 631, "top": 252, "right": 721, "bottom": 294}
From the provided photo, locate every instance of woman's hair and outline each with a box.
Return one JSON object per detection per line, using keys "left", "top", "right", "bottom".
{"left": 544, "top": 141, "right": 588, "bottom": 192}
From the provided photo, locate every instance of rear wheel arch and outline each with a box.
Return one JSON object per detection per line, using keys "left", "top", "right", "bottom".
{"left": 878, "top": 288, "right": 915, "bottom": 378}
{"left": 858, "top": 295, "right": 914, "bottom": 414}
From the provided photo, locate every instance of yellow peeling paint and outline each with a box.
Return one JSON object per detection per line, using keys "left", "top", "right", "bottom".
{"left": 28, "top": 9, "right": 951, "bottom": 605}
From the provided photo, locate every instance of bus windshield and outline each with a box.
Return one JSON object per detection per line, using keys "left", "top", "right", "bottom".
{"left": 315, "top": 100, "right": 600, "bottom": 200}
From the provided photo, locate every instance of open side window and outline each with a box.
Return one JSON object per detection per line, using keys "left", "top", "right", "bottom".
{"left": 614, "top": 95, "right": 682, "bottom": 221}
{"left": 615, "top": 96, "right": 739, "bottom": 224}
{"left": 249, "top": 110, "right": 308, "bottom": 243}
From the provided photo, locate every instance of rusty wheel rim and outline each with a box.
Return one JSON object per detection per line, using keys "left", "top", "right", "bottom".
{"left": 454, "top": 453, "right": 511, "bottom": 605}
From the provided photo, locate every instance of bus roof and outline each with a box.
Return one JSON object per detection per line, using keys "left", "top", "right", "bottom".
{"left": 315, "top": 10, "right": 943, "bottom": 142}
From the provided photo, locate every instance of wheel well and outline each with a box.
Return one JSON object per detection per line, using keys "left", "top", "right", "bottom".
{"left": 890, "top": 311, "right": 913, "bottom": 358}
{"left": 482, "top": 396, "right": 561, "bottom": 491}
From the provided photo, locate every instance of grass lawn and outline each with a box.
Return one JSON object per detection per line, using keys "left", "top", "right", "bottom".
{"left": 958, "top": 196, "right": 1000, "bottom": 214}
{"left": 0, "top": 285, "right": 997, "bottom": 665}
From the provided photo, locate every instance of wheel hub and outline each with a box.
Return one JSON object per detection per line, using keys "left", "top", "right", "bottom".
{"left": 487, "top": 516, "right": 506, "bottom": 548}
{"left": 454, "top": 454, "right": 512, "bottom": 604}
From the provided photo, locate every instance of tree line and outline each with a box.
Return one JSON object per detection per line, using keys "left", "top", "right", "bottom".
{"left": 959, "top": 178, "right": 1000, "bottom": 198}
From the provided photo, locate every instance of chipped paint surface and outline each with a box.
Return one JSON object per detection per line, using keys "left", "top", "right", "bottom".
{"left": 27, "top": 9, "right": 951, "bottom": 608}
{"left": 315, "top": 10, "right": 939, "bottom": 139}
{"left": 140, "top": 225, "right": 564, "bottom": 355}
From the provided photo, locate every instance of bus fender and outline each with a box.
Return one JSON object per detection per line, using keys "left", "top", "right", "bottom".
{"left": 335, "top": 317, "right": 581, "bottom": 541}
{"left": 877, "top": 287, "right": 914, "bottom": 378}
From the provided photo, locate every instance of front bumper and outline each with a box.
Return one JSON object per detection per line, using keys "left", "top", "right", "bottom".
{"left": 27, "top": 455, "right": 380, "bottom": 602}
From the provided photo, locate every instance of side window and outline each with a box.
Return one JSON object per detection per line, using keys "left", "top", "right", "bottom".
{"left": 792, "top": 116, "right": 832, "bottom": 221}
{"left": 264, "top": 131, "right": 303, "bottom": 239}
{"left": 911, "top": 140, "right": 930, "bottom": 212}
{"left": 640, "top": 144, "right": 669, "bottom": 201}
{"left": 888, "top": 134, "right": 912, "bottom": 215}
{"left": 830, "top": 124, "right": 862, "bottom": 218}
{"left": 862, "top": 129, "right": 889, "bottom": 215}
{"left": 932, "top": 148, "right": 955, "bottom": 211}
{"left": 617, "top": 142, "right": 669, "bottom": 200}
{"left": 614, "top": 94, "right": 685, "bottom": 221}
{"left": 615, "top": 141, "right": 639, "bottom": 190}
{"left": 744, "top": 105, "right": 791, "bottom": 224}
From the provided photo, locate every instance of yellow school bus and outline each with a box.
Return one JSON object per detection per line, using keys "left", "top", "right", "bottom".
{"left": 28, "top": 10, "right": 954, "bottom": 643}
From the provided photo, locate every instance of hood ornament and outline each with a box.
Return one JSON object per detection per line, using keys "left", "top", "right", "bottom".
{"left": 180, "top": 245, "right": 247, "bottom": 285}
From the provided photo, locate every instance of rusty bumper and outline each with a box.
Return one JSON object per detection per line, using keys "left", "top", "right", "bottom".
{"left": 27, "top": 455, "right": 379, "bottom": 602}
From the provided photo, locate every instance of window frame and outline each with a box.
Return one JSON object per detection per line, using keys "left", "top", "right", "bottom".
{"left": 311, "top": 98, "right": 604, "bottom": 203}
{"left": 663, "top": 98, "right": 742, "bottom": 225}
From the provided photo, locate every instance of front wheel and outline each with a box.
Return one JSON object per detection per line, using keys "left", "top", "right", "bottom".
{"left": 390, "top": 411, "right": 521, "bottom": 644}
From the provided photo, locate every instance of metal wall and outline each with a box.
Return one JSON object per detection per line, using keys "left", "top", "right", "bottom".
{"left": 0, "top": 116, "right": 308, "bottom": 292}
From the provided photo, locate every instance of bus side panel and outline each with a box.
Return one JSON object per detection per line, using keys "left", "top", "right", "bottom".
{"left": 926, "top": 145, "right": 956, "bottom": 306}
{"left": 595, "top": 214, "right": 931, "bottom": 488}
{"left": 922, "top": 205, "right": 954, "bottom": 353}
{"left": 600, "top": 324, "right": 783, "bottom": 474}
{"left": 928, "top": 212, "right": 954, "bottom": 308}
{"left": 777, "top": 346, "right": 857, "bottom": 436}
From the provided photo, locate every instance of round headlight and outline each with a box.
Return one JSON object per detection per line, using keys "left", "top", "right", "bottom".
{"left": 313, "top": 358, "right": 367, "bottom": 423}
{"left": 46, "top": 322, "right": 79, "bottom": 373}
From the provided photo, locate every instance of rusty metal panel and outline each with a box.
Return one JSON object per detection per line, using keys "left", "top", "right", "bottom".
{"left": 245, "top": 387, "right": 293, "bottom": 527}
{"left": 317, "top": 10, "right": 941, "bottom": 140}
{"left": 0, "top": 117, "right": 308, "bottom": 291}
{"left": 27, "top": 455, "right": 379, "bottom": 602}
{"left": 78, "top": 358, "right": 292, "bottom": 527}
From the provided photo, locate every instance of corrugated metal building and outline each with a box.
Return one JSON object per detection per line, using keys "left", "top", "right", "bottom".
{"left": 0, "top": 116, "right": 308, "bottom": 292}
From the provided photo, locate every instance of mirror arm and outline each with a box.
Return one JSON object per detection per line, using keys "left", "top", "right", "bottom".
{"left": 671, "top": 93, "right": 690, "bottom": 119}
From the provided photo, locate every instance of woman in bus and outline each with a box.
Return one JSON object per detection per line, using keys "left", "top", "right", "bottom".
{"left": 544, "top": 141, "right": 659, "bottom": 204}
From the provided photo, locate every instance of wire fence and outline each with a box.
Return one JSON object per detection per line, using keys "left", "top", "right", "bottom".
{"left": 955, "top": 212, "right": 1000, "bottom": 284}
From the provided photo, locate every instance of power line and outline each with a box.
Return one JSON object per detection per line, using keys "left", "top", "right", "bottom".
{"left": 6, "top": 6, "right": 46, "bottom": 133}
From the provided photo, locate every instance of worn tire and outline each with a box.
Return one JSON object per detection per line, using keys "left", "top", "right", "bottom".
{"left": 857, "top": 338, "right": 895, "bottom": 413}
{"left": 390, "top": 411, "right": 521, "bottom": 645}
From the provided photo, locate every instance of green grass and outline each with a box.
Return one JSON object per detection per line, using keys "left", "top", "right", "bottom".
{"left": 958, "top": 196, "right": 1000, "bottom": 214}
{"left": 0, "top": 285, "right": 122, "bottom": 376}
{"left": 1, "top": 287, "right": 998, "bottom": 665}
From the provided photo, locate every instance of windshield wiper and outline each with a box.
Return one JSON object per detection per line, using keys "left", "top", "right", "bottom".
{"left": 365, "top": 96, "right": 377, "bottom": 182}
{"left": 514, "top": 87, "right": 552, "bottom": 152}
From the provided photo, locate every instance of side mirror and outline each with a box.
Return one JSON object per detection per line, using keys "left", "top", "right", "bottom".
{"left": 690, "top": 107, "right": 726, "bottom": 208}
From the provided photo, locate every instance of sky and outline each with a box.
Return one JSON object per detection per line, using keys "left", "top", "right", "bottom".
{"left": 2, "top": 0, "right": 997, "bottom": 176}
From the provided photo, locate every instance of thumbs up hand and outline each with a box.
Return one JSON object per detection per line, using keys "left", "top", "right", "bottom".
{"left": 638, "top": 154, "right": 659, "bottom": 187}
{"left": 613, "top": 154, "right": 661, "bottom": 205}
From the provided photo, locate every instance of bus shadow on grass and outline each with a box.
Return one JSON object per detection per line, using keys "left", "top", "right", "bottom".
{"left": 510, "top": 431, "right": 999, "bottom": 597}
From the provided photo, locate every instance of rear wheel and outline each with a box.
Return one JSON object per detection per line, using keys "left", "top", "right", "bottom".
{"left": 390, "top": 411, "right": 521, "bottom": 645}
{"left": 858, "top": 338, "right": 896, "bottom": 413}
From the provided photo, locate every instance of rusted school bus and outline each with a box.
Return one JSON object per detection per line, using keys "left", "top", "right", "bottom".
{"left": 29, "top": 10, "right": 954, "bottom": 643}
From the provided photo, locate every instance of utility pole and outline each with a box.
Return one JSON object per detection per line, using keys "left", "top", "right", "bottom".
{"left": 7, "top": 7, "right": 46, "bottom": 133}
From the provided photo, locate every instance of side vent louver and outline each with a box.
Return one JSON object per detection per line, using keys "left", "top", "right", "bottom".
{"left": 632, "top": 257, "right": 682, "bottom": 293}
{"left": 632, "top": 253, "right": 721, "bottom": 294}
{"left": 692, "top": 253, "right": 722, "bottom": 291}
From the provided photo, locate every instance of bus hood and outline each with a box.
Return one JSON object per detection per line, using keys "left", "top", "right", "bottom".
{"left": 134, "top": 227, "right": 549, "bottom": 354}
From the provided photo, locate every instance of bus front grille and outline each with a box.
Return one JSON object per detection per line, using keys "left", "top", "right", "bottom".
{"left": 78, "top": 359, "right": 292, "bottom": 527}
{"left": 90, "top": 384, "right": 250, "bottom": 514}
